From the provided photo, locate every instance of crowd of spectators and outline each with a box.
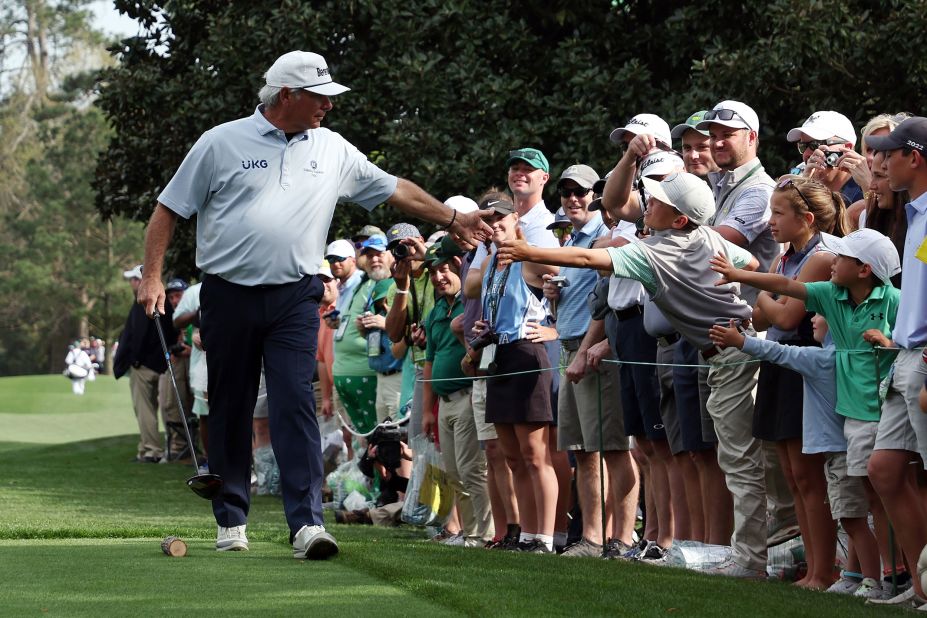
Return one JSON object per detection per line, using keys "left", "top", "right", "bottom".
{"left": 122, "top": 97, "right": 927, "bottom": 605}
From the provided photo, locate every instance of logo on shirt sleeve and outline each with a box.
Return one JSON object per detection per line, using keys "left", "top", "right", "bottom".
{"left": 241, "top": 159, "right": 268, "bottom": 169}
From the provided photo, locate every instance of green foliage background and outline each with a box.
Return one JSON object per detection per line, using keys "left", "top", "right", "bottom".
{"left": 96, "top": 0, "right": 927, "bottom": 279}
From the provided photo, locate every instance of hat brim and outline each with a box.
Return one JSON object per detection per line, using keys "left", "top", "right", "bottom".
{"left": 505, "top": 156, "right": 546, "bottom": 171}
{"left": 694, "top": 118, "right": 751, "bottom": 131}
{"left": 588, "top": 198, "right": 603, "bottom": 211}
{"left": 488, "top": 206, "right": 516, "bottom": 217}
{"left": 820, "top": 235, "right": 857, "bottom": 259}
{"left": 786, "top": 127, "right": 830, "bottom": 142}
{"left": 641, "top": 177, "right": 675, "bottom": 209}
{"left": 671, "top": 124, "right": 708, "bottom": 139}
{"left": 324, "top": 253, "right": 353, "bottom": 260}
{"left": 557, "top": 174, "right": 597, "bottom": 189}
{"left": 303, "top": 82, "right": 350, "bottom": 96}
{"left": 865, "top": 133, "right": 905, "bottom": 152}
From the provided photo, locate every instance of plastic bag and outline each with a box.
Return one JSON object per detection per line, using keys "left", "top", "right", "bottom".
{"left": 401, "top": 434, "right": 454, "bottom": 526}
{"left": 767, "top": 536, "right": 806, "bottom": 581}
{"left": 326, "top": 457, "right": 373, "bottom": 508}
{"left": 665, "top": 541, "right": 732, "bottom": 571}
{"left": 253, "top": 445, "right": 281, "bottom": 496}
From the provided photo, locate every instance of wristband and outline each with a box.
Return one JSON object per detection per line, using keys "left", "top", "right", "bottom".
{"left": 443, "top": 209, "right": 457, "bottom": 230}
{"left": 395, "top": 289, "right": 409, "bottom": 295}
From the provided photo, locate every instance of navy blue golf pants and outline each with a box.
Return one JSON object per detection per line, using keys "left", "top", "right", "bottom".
{"left": 201, "top": 274, "right": 324, "bottom": 537}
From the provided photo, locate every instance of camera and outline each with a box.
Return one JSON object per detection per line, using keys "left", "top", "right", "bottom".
{"left": 822, "top": 150, "right": 841, "bottom": 168}
{"left": 390, "top": 242, "right": 411, "bottom": 261}
{"left": 470, "top": 328, "right": 499, "bottom": 351}
{"left": 548, "top": 275, "right": 570, "bottom": 288}
{"left": 368, "top": 421, "right": 403, "bottom": 470}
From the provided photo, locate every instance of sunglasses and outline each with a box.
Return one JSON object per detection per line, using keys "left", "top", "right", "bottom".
{"left": 702, "top": 109, "right": 748, "bottom": 124}
{"left": 776, "top": 177, "right": 814, "bottom": 212}
{"left": 558, "top": 186, "right": 591, "bottom": 198}
{"left": 796, "top": 138, "right": 845, "bottom": 154}
{"left": 551, "top": 227, "right": 571, "bottom": 239}
{"left": 509, "top": 149, "right": 543, "bottom": 164}
{"left": 327, "top": 255, "right": 349, "bottom": 263}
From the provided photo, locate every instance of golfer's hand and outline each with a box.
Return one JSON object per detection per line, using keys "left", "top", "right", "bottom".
{"left": 709, "top": 252, "right": 740, "bottom": 285}
{"left": 708, "top": 320, "right": 746, "bottom": 349}
{"left": 497, "top": 227, "right": 529, "bottom": 267}
{"left": 449, "top": 210, "right": 493, "bottom": 250}
{"left": 137, "top": 276, "right": 166, "bottom": 317}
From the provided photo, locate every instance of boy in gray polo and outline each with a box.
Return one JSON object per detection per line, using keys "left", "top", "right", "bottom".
{"left": 498, "top": 172, "right": 768, "bottom": 578}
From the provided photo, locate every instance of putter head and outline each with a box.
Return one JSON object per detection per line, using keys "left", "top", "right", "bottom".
{"left": 187, "top": 474, "right": 223, "bottom": 500}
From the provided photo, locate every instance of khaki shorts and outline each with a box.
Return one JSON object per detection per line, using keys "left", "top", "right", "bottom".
{"left": 874, "top": 349, "right": 927, "bottom": 466}
{"left": 471, "top": 379, "right": 496, "bottom": 441}
{"left": 824, "top": 452, "right": 868, "bottom": 520}
{"left": 557, "top": 348, "right": 629, "bottom": 452}
{"left": 843, "top": 418, "right": 878, "bottom": 477}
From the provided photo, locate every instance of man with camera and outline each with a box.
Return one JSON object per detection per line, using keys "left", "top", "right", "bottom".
{"left": 788, "top": 110, "right": 864, "bottom": 204}
{"left": 420, "top": 241, "right": 491, "bottom": 545}
{"left": 337, "top": 426, "right": 414, "bottom": 526}
{"left": 383, "top": 221, "right": 434, "bottom": 438}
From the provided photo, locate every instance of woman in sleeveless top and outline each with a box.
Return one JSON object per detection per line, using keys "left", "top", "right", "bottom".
{"left": 752, "top": 175, "right": 848, "bottom": 589}
{"left": 474, "top": 202, "right": 560, "bottom": 553}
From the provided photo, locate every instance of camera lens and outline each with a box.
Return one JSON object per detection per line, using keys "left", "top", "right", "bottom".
{"left": 823, "top": 151, "right": 840, "bottom": 167}
{"left": 391, "top": 243, "right": 410, "bottom": 260}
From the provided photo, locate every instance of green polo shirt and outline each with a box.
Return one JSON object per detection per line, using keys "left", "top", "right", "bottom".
{"left": 804, "top": 281, "right": 900, "bottom": 421}
{"left": 387, "top": 269, "right": 435, "bottom": 365}
{"left": 333, "top": 277, "right": 393, "bottom": 376}
{"left": 423, "top": 294, "right": 469, "bottom": 396}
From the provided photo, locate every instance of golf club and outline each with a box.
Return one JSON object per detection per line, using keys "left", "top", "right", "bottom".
{"left": 152, "top": 310, "right": 223, "bottom": 500}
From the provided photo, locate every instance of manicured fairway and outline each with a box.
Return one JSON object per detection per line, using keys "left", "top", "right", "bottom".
{"left": 0, "top": 375, "right": 902, "bottom": 616}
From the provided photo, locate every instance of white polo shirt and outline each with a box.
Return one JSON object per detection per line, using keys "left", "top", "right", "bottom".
{"left": 607, "top": 221, "right": 646, "bottom": 310}
{"left": 158, "top": 106, "right": 398, "bottom": 286}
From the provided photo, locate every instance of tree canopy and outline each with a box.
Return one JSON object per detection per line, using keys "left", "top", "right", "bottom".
{"left": 95, "top": 0, "right": 927, "bottom": 276}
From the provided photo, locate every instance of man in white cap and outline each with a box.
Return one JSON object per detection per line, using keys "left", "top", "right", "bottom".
{"left": 694, "top": 100, "right": 779, "bottom": 305}
{"left": 136, "top": 50, "right": 492, "bottom": 560}
{"left": 497, "top": 172, "right": 767, "bottom": 578}
{"left": 788, "top": 110, "right": 864, "bottom": 204}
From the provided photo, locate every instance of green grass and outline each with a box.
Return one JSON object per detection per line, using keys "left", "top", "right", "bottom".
{"left": 0, "top": 375, "right": 904, "bottom": 616}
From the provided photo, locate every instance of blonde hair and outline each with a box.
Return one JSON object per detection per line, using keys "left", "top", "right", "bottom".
{"left": 861, "top": 112, "right": 912, "bottom": 147}
{"left": 774, "top": 175, "right": 850, "bottom": 237}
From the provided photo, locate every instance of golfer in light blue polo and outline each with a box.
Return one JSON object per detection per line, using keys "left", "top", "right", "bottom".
{"left": 137, "top": 50, "right": 491, "bottom": 560}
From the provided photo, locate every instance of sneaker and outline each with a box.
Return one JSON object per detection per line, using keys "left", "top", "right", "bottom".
{"left": 854, "top": 577, "right": 889, "bottom": 600}
{"left": 216, "top": 524, "right": 248, "bottom": 551}
{"left": 484, "top": 538, "right": 504, "bottom": 549}
{"left": 866, "top": 586, "right": 927, "bottom": 607}
{"left": 561, "top": 538, "right": 604, "bottom": 558}
{"left": 428, "top": 528, "right": 455, "bottom": 543}
{"left": 292, "top": 524, "right": 339, "bottom": 560}
{"left": 703, "top": 557, "right": 766, "bottom": 580}
{"left": 463, "top": 537, "right": 483, "bottom": 548}
{"left": 604, "top": 538, "right": 633, "bottom": 560}
{"left": 441, "top": 533, "right": 466, "bottom": 547}
{"left": 638, "top": 542, "right": 669, "bottom": 564}
{"left": 518, "top": 539, "right": 554, "bottom": 554}
{"left": 620, "top": 538, "right": 651, "bottom": 561}
{"left": 827, "top": 573, "right": 862, "bottom": 595}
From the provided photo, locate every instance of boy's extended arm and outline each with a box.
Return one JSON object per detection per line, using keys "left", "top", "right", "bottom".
{"left": 710, "top": 252, "right": 807, "bottom": 300}
{"left": 497, "top": 240, "right": 613, "bottom": 271}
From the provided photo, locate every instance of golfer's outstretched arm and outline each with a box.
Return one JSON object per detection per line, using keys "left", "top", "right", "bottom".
{"left": 388, "top": 179, "right": 492, "bottom": 249}
{"left": 498, "top": 239, "right": 613, "bottom": 271}
{"left": 139, "top": 203, "right": 177, "bottom": 316}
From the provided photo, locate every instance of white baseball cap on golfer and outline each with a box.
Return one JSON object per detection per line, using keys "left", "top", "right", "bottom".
{"left": 123, "top": 264, "right": 143, "bottom": 279}
{"left": 609, "top": 114, "right": 672, "bottom": 147}
{"left": 324, "top": 239, "right": 355, "bottom": 260}
{"left": 821, "top": 228, "right": 901, "bottom": 284}
{"left": 695, "top": 100, "right": 760, "bottom": 133}
{"left": 641, "top": 172, "right": 716, "bottom": 225}
{"left": 786, "top": 111, "right": 857, "bottom": 147}
{"left": 264, "top": 51, "right": 350, "bottom": 96}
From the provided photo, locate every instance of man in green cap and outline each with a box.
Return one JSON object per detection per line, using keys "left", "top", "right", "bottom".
{"left": 671, "top": 111, "right": 720, "bottom": 180}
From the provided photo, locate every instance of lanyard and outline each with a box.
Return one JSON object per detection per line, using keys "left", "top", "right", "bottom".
{"left": 713, "top": 163, "right": 762, "bottom": 224}
{"left": 482, "top": 252, "right": 512, "bottom": 327}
